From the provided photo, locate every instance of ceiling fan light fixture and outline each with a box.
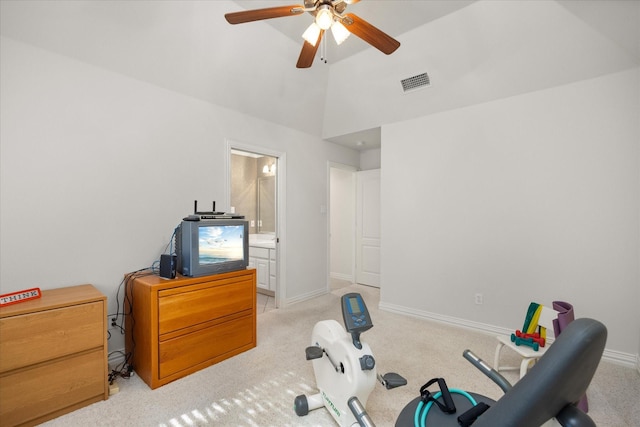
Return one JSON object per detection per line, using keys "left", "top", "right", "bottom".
{"left": 331, "top": 21, "right": 350, "bottom": 45}
{"left": 315, "top": 5, "right": 333, "bottom": 30}
{"left": 225, "top": 1, "right": 400, "bottom": 68}
{"left": 302, "top": 22, "right": 321, "bottom": 46}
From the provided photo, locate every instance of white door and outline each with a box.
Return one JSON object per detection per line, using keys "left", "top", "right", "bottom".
{"left": 356, "top": 169, "right": 381, "bottom": 287}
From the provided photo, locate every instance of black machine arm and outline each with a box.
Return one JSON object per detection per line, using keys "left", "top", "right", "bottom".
{"left": 305, "top": 345, "right": 343, "bottom": 373}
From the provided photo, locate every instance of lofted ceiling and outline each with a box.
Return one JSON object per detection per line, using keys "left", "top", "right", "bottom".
{"left": 1, "top": 1, "right": 638, "bottom": 151}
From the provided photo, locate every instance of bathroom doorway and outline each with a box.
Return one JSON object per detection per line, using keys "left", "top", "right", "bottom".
{"left": 226, "top": 140, "right": 286, "bottom": 310}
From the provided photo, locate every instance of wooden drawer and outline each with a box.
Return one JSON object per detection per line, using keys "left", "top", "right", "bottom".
{"left": 158, "top": 314, "right": 254, "bottom": 378}
{"left": 0, "top": 301, "right": 104, "bottom": 373}
{"left": 0, "top": 349, "right": 105, "bottom": 426}
{"left": 126, "top": 270, "right": 256, "bottom": 389}
{"left": 158, "top": 278, "right": 253, "bottom": 335}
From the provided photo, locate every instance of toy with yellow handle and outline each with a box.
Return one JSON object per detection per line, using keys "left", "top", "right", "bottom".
{"left": 521, "top": 302, "right": 540, "bottom": 334}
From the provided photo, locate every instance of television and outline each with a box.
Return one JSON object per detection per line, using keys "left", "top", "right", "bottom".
{"left": 176, "top": 218, "right": 249, "bottom": 277}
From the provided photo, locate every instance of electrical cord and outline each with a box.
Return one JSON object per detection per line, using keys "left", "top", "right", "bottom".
{"left": 108, "top": 267, "right": 150, "bottom": 335}
{"left": 106, "top": 267, "right": 154, "bottom": 386}
{"left": 150, "top": 227, "right": 178, "bottom": 275}
{"left": 108, "top": 226, "right": 177, "bottom": 334}
{"left": 107, "top": 350, "right": 134, "bottom": 384}
{"left": 106, "top": 229, "right": 178, "bottom": 385}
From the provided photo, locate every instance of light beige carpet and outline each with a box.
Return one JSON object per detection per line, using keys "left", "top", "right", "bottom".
{"left": 41, "top": 283, "right": 639, "bottom": 426}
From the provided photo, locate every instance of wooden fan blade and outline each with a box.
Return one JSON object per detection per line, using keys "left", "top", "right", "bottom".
{"left": 225, "top": 5, "right": 304, "bottom": 24}
{"left": 341, "top": 13, "right": 400, "bottom": 55}
{"left": 296, "top": 30, "right": 324, "bottom": 68}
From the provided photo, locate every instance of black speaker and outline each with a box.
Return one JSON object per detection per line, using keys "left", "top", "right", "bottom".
{"left": 160, "top": 254, "right": 177, "bottom": 279}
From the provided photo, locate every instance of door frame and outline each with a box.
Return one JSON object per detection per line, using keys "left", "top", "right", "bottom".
{"left": 225, "top": 139, "right": 286, "bottom": 308}
{"left": 327, "top": 162, "right": 357, "bottom": 289}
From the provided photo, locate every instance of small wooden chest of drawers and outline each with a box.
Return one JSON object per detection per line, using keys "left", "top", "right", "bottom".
{"left": 125, "top": 268, "right": 257, "bottom": 389}
{"left": 0, "top": 284, "right": 108, "bottom": 427}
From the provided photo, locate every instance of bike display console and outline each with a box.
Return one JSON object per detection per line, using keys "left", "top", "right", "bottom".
{"left": 341, "top": 292, "right": 373, "bottom": 349}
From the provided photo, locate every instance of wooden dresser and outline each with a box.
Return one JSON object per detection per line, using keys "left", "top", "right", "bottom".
{"left": 0, "top": 284, "right": 108, "bottom": 427}
{"left": 125, "top": 268, "right": 256, "bottom": 389}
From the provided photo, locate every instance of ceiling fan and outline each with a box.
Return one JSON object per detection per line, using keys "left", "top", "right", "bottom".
{"left": 225, "top": 0, "right": 400, "bottom": 68}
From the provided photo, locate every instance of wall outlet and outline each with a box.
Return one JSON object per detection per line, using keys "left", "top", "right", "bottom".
{"left": 475, "top": 293, "right": 483, "bottom": 305}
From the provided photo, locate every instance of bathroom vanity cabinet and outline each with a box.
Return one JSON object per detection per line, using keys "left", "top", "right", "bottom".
{"left": 249, "top": 245, "right": 276, "bottom": 292}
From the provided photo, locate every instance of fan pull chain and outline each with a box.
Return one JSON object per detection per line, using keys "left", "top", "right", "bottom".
{"left": 324, "top": 36, "right": 327, "bottom": 63}
{"left": 320, "top": 33, "right": 327, "bottom": 64}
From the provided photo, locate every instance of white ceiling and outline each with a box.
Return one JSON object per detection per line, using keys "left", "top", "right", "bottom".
{"left": 1, "top": 1, "right": 638, "bottom": 151}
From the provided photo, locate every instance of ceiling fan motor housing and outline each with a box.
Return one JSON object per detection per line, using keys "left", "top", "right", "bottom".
{"left": 305, "top": 0, "right": 347, "bottom": 16}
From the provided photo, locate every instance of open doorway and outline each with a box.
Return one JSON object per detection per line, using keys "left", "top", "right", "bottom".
{"left": 329, "top": 164, "right": 381, "bottom": 290}
{"left": 328, "top": 163, "right": 357, "bottom": 290}
{"left": 355, "top": 169, "right": 381, "bottom": 288}
{"left": 226, "top": 140, "right": 286, "bottom": 311}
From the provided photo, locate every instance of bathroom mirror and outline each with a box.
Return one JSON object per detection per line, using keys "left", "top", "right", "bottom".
{"left": 257, "top": 176, "right": 275, "bottom": 233}
{"left": 230, "top": 150, "right": 277, "bottom": 235}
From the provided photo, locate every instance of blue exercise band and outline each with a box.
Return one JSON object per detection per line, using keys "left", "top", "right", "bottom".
{"left": 414, "top": 389, "right": 477, "bottom": 427}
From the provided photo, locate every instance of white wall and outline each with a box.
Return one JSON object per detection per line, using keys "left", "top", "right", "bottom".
{"left": 0, "top": 36, "right": 360, "bottom": 354}
{"left": 380, "top": 68, "right": 640, "bottom": 359}
{"left": 360, "top": 148, "right": 381, "bottom": 171}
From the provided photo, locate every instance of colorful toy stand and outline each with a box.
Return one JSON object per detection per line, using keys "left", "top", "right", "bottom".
{"left": 494, "top": 303, "right": 558, "bottom": 379}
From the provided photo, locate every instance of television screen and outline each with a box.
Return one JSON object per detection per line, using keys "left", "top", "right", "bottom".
{"left": 177, "top": 218, "right": 249, "bottom": 277}
{"left": 199, "top": 225, "right": 245, "bottom": 264}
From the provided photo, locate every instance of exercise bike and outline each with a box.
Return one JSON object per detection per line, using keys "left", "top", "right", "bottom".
{"left": 294, "top": 292, "right": 406, "bottom": 427}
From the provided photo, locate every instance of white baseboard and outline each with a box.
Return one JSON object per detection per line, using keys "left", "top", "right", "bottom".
{"left": 600, "top": 348, "right": 639, "bottom": 368}
{"left": 379, "top": 300, "right": 512, "bottom": 336}
{"left": 379, "top": 301, "right": 639, "bottom": 370}
{"left": 285, "top": 287, "right": 327, "bottom": 306}
{"left": 330, "top": 272, "right": 353, "bottom": 282}
{"left": 108, "top": 350, "right": 127, "bottom": 369}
